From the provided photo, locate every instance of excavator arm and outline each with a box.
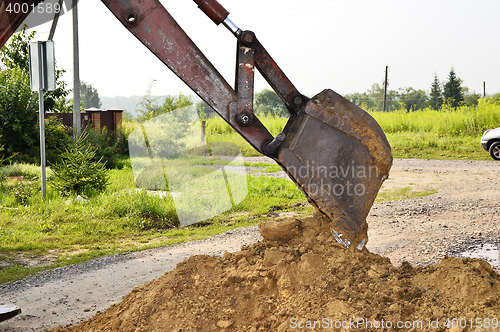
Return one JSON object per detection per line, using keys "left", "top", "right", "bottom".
{"left": 0, "top": 0, "right": 392, "bottom": 249}
{"left": 0, "top": 0, "right": 43, "bottom": 47}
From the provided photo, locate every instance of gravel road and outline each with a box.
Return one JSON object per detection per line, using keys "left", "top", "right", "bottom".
{"left": 1, "top": 158, "right": 499, "bottom": 331}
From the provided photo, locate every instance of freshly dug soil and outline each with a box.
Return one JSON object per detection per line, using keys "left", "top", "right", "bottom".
{"left": 51, "top": 216, "right": 500, "bottom": 332}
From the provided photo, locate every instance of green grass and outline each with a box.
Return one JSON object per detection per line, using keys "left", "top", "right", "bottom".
{"left": 385, "top": 132, "right": 488, "bottom": 160}
{"left": 369, "top": 98, "right": 500, "bottom": 160}
{"left": 0, "top": 162, "right": 53, "bottom": 180}
{"left": 205, "top": 115, "right": 287, "bottom": 157}
{"left": 370, "top": 98, "right": 500, "bottom": 137}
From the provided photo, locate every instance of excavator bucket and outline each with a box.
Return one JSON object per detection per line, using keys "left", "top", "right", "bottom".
{"left": 276, "top": 89, "right": 392, "bottom": 249}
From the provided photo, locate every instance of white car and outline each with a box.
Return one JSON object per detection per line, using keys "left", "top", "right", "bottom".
{"left": 481, "top": 127, "right": 500, "bottom": 160}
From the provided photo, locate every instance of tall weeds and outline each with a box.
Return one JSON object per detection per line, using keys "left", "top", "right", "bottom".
{"left": 370, "top": 98, "right": 500, "bottom": 136}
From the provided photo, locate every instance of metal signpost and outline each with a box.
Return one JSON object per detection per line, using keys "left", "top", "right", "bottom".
{"left": 28, "top": 41, "right": 56, "bottom": 199}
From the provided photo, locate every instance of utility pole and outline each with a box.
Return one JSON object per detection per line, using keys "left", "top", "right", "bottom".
{"left": 73, "top": 0, "right": 81, "bottom": 139}
{"left": 484, "top": 81, "right": 486, "bottom": 98}
{"left": 382, "top": 66, "right": 388, "bottom": 112}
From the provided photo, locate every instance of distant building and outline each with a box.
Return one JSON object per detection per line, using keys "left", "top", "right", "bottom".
{"left": 41, "top": 108, "right": 123, "bottom": 135}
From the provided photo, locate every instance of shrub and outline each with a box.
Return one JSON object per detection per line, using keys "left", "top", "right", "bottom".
{"left": 0, "top": 66, "right": 39, "bottom": 160}
{"left": 50, "top": 131, "right": 109, "bottom": 196}
{"left": 84, "top": 126, "right": 117, "bottom": 168}
{"left": 44, "top": 117, "right": 72, "bottom": 164}
{"left": 84, "top": 122, "right": 135, "bottom": 169}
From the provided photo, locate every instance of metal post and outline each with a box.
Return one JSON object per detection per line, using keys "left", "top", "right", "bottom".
{"left": 72, "top": 0, "right": 81, "bottom": 139}
{"left": 382, "top": 65, "right": 388, "bottom": 112}
{"left": 37, "top": 42, "right": 47, "bottom": 199}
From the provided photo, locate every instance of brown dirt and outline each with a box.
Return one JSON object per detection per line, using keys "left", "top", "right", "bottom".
{"left": 50, "top": 216, "right": 500, "bottom": 332}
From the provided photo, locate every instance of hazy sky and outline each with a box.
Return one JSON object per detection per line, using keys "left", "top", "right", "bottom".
{"left": 25, "top": 0, "right": 500, "bottom": 99}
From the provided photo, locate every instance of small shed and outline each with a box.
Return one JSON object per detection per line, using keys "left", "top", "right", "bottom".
{"left": 85, "top": 107, "right": 123, "bottom": 134}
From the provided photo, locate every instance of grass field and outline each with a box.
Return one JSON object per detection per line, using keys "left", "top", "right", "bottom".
{"left": 372, "top": 98, "right": 500, "bottom": 160}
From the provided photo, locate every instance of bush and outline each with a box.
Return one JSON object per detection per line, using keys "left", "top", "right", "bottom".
{"left": 50, "top": 131, "right": 109, "bottom": 196}
{"left": 83, "top": 122, "right": 135, "bottom": 169}
{"left": 45, "top": 117, "right": 72, "bottom": 164}
{"left": 84, "top": 126, "right": 117, "bottom": 168}
{"left": 0, "top": 66, "right": 39, "bottom": 160}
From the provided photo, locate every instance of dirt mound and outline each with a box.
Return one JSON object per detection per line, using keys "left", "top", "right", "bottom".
{"left": 51, "top": 217, "right": 500, "bottom": 332}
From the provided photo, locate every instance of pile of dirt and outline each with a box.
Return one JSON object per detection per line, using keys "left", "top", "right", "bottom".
{"left": 51, "top": 217, "right": 500, "bottom": 332}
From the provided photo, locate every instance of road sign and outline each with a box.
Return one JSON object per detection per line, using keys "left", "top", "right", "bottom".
{"left": 28, "top": 41, "right": 56, "bottom": 91}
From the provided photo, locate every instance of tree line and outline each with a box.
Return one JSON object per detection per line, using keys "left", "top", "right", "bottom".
{"left": 192, "top": 67, "right": 489, "bottom": 119}
{"left": 347, "top": 68, "right": 484, "bottom": 112}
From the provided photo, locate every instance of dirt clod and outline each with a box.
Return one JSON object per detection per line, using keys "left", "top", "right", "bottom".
{"left": 50, "top": 216, "right": 500, "bottom": 332}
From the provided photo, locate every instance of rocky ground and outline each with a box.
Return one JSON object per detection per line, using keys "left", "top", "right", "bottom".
{"left": 366, "top": 158, "right": 500, "bottom": 270}
{"left": 0, "top": 158, "right": 499, "bottom": 331}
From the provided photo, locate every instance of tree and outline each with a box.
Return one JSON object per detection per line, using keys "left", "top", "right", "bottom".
{"left": 196, "top": 100, "right": 217, "bottom": 142}
{"left": 398, "top": 87, "right": 428, "bottom": 111}
{"left": 80, "top": 81, "right": 102, "bottom": 109}
{"left": 428, "top": 74, "right": 443, "bottom": 110}
{"left": 0, "top": 66, "right": 39, "bottom": 160}
{"left": 443, "top": 68, "right": 464, "bottom": 108}
{"left": 0, "top": 26, "right": 73, "bottom": 161}
{"left": 0, "top": 25, "right": 70, "bottom": 113}
{"left": 136, "top": 91, "right": 193, "bottom": 123}
{"left": 50, "top": 130, "right": 109, "bottom": 196}
{"left": 254, "top": 89, "right": 287, "bottom": 117}
{"left": 367, "top": 83, "right": 398, "bottom": 112}
{"left": 348, "top": 92, "right": 375, "bottom": 110}
{"left": 135, "top": 83, "right": 161, "bottom": 122}
{"left": 162, "top": 93, "right": 192, "bottom": 113}
{"left": 491, "top": 92, "right": 500, "bottom": 104}
{"left": 195, "top": 100, "right": 216, "bottom": 120}
{"left": 0, "top": 25, "right": 34, "bottom": 72}
{"left": 462, "top": 87, "right": 481, "bottom": 107}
